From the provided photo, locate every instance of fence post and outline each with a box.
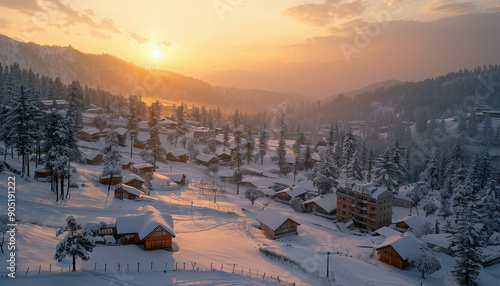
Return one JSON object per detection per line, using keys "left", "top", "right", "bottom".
{"left": 221, "top": 264, "right": 223, "bottom": 271}
{"left": 25, "top": 268, "right": 29, "bottom": 275}
{"left": 262, "top": 273, "right": 266, "bottom": 281}
{"left": 138, "top": 262, "right": 140, "bottom": 272}
{"left": 211, "top": 263, "right": 213, "bottom": 271}
{"left": 117, "top": 263, "right": 120, "bottom": 272}
{"left": 191, "top": 262, "right": 196, "bottom": 270}
{"left": 232, "top": 263, "right": 235, "bottom": 273}
{"left": 164, "top": 263, "right": 168, "bottom": 273}
{"left": 183, "top": 263, "right": 185, "bottom": 270}
{"left": 39, "top": 265, "right": 41, "bottom": 274}
{"left": 94, "top": 262, "right": 97, "bottom": 271}
{"left": 127, "top": 263, "right": 129, "bottom": 271}
{"left": 175, "top": 263, "right": 177, "bottom": 271}
{"left": 105, "top": 263, "right": 107, "bottom": 272}
{"left": 68, "top": 265, "right": 70, "bottom": 272}
{"left": 49, "top": 264, "right": 51, "bottom": 273}
{"left": 151, "top": 262, "right": 153, "bottom": 271}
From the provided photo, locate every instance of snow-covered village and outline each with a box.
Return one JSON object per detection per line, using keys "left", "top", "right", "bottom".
{"left": 1, "top": 1, "right": 500, "bottom": 286}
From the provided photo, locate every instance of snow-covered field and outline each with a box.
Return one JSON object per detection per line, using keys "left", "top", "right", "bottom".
{"left": 1, "top": 127, "right": 499, "bottom": 286}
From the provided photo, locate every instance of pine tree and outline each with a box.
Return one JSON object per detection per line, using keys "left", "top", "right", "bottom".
{"left": 101, "top": 131, "right": 123, "bottom": 183}
{"left": 244, "top": 129, "right": 255, "bottom": 165}
{"left": 55, "top": 216, "right": 95, "bottom": 272}
{"left": 340, "top": 129, "right": 356, "bottom": 167}
{"left": 223, "top": 123, "right": 230, "bottom": 148}
{"left": 233, "top": 109, "right": 240, "bottom": 129}
{"left": 49, "top": 77, "right": 65, "bottom": 100}
{"left": 373, "top": 147, "right": 403, "bottom": 193}
{"left": 67, "top": 81, "right": 84, "bottom": 129}
{"left": 231, "top": 131, "right": 243, "bottom": 172}
{"left": 127, "top": 96, "right": 139, "bottom": 158}
{"left": 280, "top": 113, "right": 288, "bottom": 139}
{"left": 481, "top": 114, "right": 494, "bottom": 147}
{"left": 273, "top": 138, "right": 287, "bottom": 177}
{"left": 174, "top": 104, "right": 188, "bottom": 146}
{"left": 311, "top": 147, "right": 338, "bottom": 195}
{"left": 302, "top": 140, "right": 314, "bottom": 171}
{"left": 258, "top": 124, "right": 268, "bottom": 165}
{"left": 467, "top": 112, "right": 478, "bottom": 137}
{"left": 142, "top": 101, "right": 166, "bottom": 170}
{"left": 419, "top": 149, "right": 440, "bottom": 191}
{"left": 345, "top": 151, "right": 363, "bottom": 181}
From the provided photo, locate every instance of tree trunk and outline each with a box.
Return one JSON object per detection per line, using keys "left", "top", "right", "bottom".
{"left": 130, "top": 136, "right": 133, "bottom": 158}
{"left": 72, "top": 254, "right": 76, "bottom": 272}
{"left": 27, "top": 154, "right": 30, "bottom": 177}
{"left": 61, "top": 176, "right": 64, "bottom": 200}
{"left": 21, "top": 152, "right": 25, "bottom": 175}
{"left": 421, "top": 271, "right": 425, "bottom": 279}
{"left": 55, "top": 176, "right": 59, "bottom": 202}
{"left": 107, "top": 174, "right": 113, "bottom": 194}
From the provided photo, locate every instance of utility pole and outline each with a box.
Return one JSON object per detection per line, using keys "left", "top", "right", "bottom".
{"left": 327, "top": 251, "right": 331, "bottom": 278}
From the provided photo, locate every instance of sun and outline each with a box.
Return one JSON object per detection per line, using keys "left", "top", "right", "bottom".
{"left": 151, "top": 46, "right": 162, "bottom": 59}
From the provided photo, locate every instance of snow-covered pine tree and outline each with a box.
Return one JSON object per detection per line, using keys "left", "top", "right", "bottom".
{"left": 419, "top": 148, "right": 440, "bottom": 192}
{"left": 174, "top": 103, "right": 188, "bottom": 146}
{"left": 366, "top": 150, "right": 373, "bottom": 182}
{"left": 143, "top": 101, "right": 166, "bottom": 170}
{"left": 223, "top": 123, "right": 230, "bottom": 148}
{"left": 234, "top": 109, "right": 240, "bottom": 129}
{"left": 452, "top": 201, "right": 486, "bottom": 286}
{"left": 467, "top": 111, "right": 478, "bottom": 137}
{"left": 302, "top": 140, "right": 314, "bottom": 171}
{"left": 244, "top": 188, "right": 260, "bottom": 205}
{"left": 340, "top": 129, "right": 356, "bottom": 167}
{"left": 482, "top": 113, "right": 494, "bottom": 147}
{"left": 373, "top": 146, "right": 406, "bottom": 193}
{"left": 273, "top": 137, "right": 287, "bottom": 177}
{"left": 345, "top": 151, "right": 363, "bottom": 181}
{"left": 479, "top": 179, "right": 500, "bottom": 233}
{"left": 127, "top": 96, "right": 139, "bottom": 158}
{"left": 328, "top": 123, "right": 338, "bottom": 148}
{"left": 244, "top": 129, "right": 255, "bottom": 165}
{"left": 311, "top": 146, "right": 338, "bottom": 195}
{"left": 54, "top": 216, "right": 95, "bottom": 272}
{"left": 49, "top": 77, "right": 66, "bottom": 100}
{"left": 452, "top": 175, "right": 473, "bottom": 217}
{"left": 67, "top": 81, "right": 84, "bottom": 129}
{"left": 101, "top": 131, "right": 123, "bottom": 192}
{"left": 231, "top": 131, "right": 243, "bottom": 172}
{"left": 280, "top": 113, "right": 288, "bottom": 139}
{"left": 289, "top": 196, "right": 305, "bottom": 212}
{"left": 187, "top": 138, "right": 199, "bottom": 162}
{"left": 258, "top": 124, "right": 268, "bottom": 165}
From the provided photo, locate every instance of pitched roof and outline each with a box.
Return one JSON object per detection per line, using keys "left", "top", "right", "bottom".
{"left": 164, "top": 173, "right": 185, "bottom": 182}
{"left": 196, "top": 153, "right": 217, "bottom": 163}
{"left": 120, "top": 185, "right": 144, "bottom": 196}
{"left": 78, "top": 127, "right": 101, "bottom": 136}
{"left": 122, "top": 174, "right": 145, "bottom": 184}
{"left": 216, "top": 146, "right": 231, "bottom": 156}
{"left": 276, "top": 187, "right": 308, "bottom": 198}
{"left": 218, "top": 170, "right": 234, "bottom": 177}
{"left": 425, "top": 233, "right": 453, "bottom": 249}
{"left": 168, "top": 148, "right": 189, "bottom": 157}
{"left": 303, "top": 193, "right": 337, "bottom": 213}
{"left": 242, "top": 177, "right": 275, "bottom": 188}
{"left": 134, "top": 163, "right": 154, "bottom": 170}
{"left": 256, "top": 208, "right": 300, "bottom": 231}
{"left": 149, "top": 173, "right": 174, "bottom": 186}
{"left": 376, "top": 234, "right": 421, "bottom": 260}
{"left": 374, "top": 226, "right": 401, "bottom": 237}
{"left": 394, "top": 215, "right": 425, "bottom": 230}
{"left": 114, "top": 127, "right": 128, "bottom": 136}
{"left": 116, "top": 205, "right": 175, "bottom": 239}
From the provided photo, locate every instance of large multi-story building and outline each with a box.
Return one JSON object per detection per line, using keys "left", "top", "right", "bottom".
{"left": 336, "top": 181, "right": 393, "bottom": 231}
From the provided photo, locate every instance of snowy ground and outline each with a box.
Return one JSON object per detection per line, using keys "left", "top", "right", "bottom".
{"left": 1, "top": 128, "right": 499, "bottom": 286}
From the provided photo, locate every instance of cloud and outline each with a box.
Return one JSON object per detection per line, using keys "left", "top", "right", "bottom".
{"left": 423, "top": 0, "right": 477, "bottom": 16}
{"left": 89, "top": 30, "right": 112, "bottom": 41}
{"left": 158, "top": 40, "right": 175, "bottom": 48}
{"left": 328, "top": 18, "right": 368, "bottom": 36}
{"left": 128, "top": 33, "right": 179, "bottom": 49}
{"left": 0, "top": 0, "right": 44, "bottom": 15}
{"left": 0, "top": 18, "right": 9, "bottom": 28}
{"left": 84, "top": 8, "right": 94, "bottom": 16}
{"left": 283, "top": 0, "right": 367, "bottom": 27}
{"left": 129, "top": 33, "right": 150, "bottom": 45}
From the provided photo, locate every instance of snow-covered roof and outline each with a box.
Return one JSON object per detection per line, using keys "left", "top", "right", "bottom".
{"left": 376, "top": 234, "right": 421, "bottom": 260}
{"left": 242, "top": 177, "right": 275, "bottom": 188}
{"left": 116, "top": 205, "right": 175, "bottom": 239}
{"left": 149, "top": 173, "right": 174, "bottom": 186}
{"left": 350, "top": 183, "right": 391, "bottom": 200}
{"left": 285, "top": 153, "right": 296, "bottom": 164}
{"left": 218, "top": 170, "right": 234, "bottom": 177}
{"left": 256, "top": 208, "right": 299, "bottom": 231}
{"left": 259, "top": 188, "right": 276, "bottom": 196}
{"left": 78, "top": 127, "right": 101, "bottom": 136}
{"left": 121, "top": 185, "right": 144, "bottom": 196}
{"left": 168, "top": 148, "right": 189, "bottom": 157}
{"left": 394, "top": 193, "right": 411, "bottom": 201}
{"left": 303, "top": 193, "right": 337, "bottom": 213}
{"left": 134, "top": 163, "right": 153, "bottom": 170}
{"left": 83, "top": 149, "right": 102, "bottom": 160}
{"left": 374, "top": 226, "right": 401, "bottom": 238}
{"left": 216, "top": 146, "right": 231, "bottom": 156}
{"left": 243, "top": 167, "right": 264, "bottom": 175}
{"left": 394, "top": 215, "right": 425, "bottom": 230}
{"left": 196, "top": 153, "right": 217, "bottom": 163}
{"left": 276, "top": 187, "right": 308, "bottom": 198}
{"left": 164, "top": 173, "right": 185, "bottom": 182}
{"left": 40, "top": 99, "right": 69, "bottom": 106}
{"left": 114, "top": 127, "right": 128, "bottom": 136}
{"left": 122, "top": 174, "right": 145, "bottom": 184}
{"left": 425, "top": 233, "right": 453, "bottom": 249}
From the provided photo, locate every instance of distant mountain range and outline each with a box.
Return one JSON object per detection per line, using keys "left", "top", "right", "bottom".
{"left": 0, "top": 34, "right": 306, "bottom": 113}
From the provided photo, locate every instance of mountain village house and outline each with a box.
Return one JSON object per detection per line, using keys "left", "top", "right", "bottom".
{"left": 84, "top": 150, "right": 103, "bottom": 165}
{"left": 256, "top": 208, "right": 300, "bottom": 239}
{"left": 164, "top": 173, "right": 186, "bottom": 186}
{"left": 303, "top": 193, "right": 337, "bottom": 216}
{"left": 166, "top": 149, "right": 189, "bottom": 162}
{"left": 76, "top": 127, "right": 102, "bottom": 142}
{"left": 275, "top": 187, "right": 308, "bottom": 202}
{"left": 116, "top": 206, "right": 175, "bottom": 250}
{"left": 337, "top": 181, "right": 393, "bottom": 231}
{"left": 122, "top": 174, "right": 145, "bottom": 189}
{"left": 133, "top": 163, "right": 154, "bottom": 173}
{"left": 394, "top": 215, "right": 425, "bottom": 231}
{"left": 114, "top": 184, "right": 144, "bottom": 200}
{"left": 196, "top": 153, "right": 219, "bottom": 166}
{"left": 375, "top": 234, "right": 421, "bottom": 269}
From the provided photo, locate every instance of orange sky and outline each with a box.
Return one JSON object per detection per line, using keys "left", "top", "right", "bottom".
{"left": 0, "top": 0, "right": 499, "bottom": 97}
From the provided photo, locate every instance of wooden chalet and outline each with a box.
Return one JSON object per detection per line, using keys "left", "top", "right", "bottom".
{"left": 425, "top": 233, "right": 454, "bottom": 254}
{"left": 215, "top": 147, "right": 232, "bottom": 161}
{"left": 114, "top": 184, "right": 144, "bottom": 200}
{"left": 275, "top": 187, "right": 307, "bottom": 202}
{"left": 84, "top": 150, "right": 103, "bottom": 165}
{"left": 87, "top": 107, "right": 104, "bottom": 114}
{"left": 256, "top": 208, "right": 300, "bottom": 239}
{"left": 34, "top": 168, "right": 51, "bottom": 181}
{"left": 240, "top": 177, "right": 275, "bottom": 189}
{"left": 164, "top": 173, "right": 186, "bottom": 186}
{"left": 134, "top": 163, "right": 154, "bottom": 173}
{"left": 116, "top": 205, "right": 175, "bottom": 250}
{"left": 122, "top": 162, "right": 133, "bottom": 170}
{"left": 76, "top": 127, "right": 102, "bottom": 142}
{"left": 303, "top": 193, "right": 337, "bottom": 216}
{"left": 193, "top": 128, "right": 212, "bottom": 141}
{"left": 218, "top": 169, "right": 235, "bottom": 183}
{"left": 39, "top": 99, "right": 69, "bottom": 110}
{"left": 122, "top": 174, "right": 145, "bottom": 189}
{"left": 114, "top": 127, "right": 128, "bottom": 142}
{"left": 196, "top": 153, "right": 219, "bottom": 166}
{"left": 258, "top": 187, "right": 276, "bottom": 199}
{"left": 394, "top": 215, "right": 425, "bottom": 231}
{"left": 166, "top": 149, "right": 189, "bottom": 162}
{"left": 159, "top": 119, "right": 177, "bottom": 129}
{"left": 133, "top": 139, "right": 146, "bottom": 149}
{"left": 375, "top": 234, "right": 421, "bottom": 269}
{"left": 99, "top": 174, "right": 123, "bottom": 185}
{"left": 148, "top": 173, "right": 180, "bottom": 192}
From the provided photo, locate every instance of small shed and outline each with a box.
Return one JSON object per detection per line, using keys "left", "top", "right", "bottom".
{"left": 164, "top": 173, "right": 186, "bottom": 186}
{"left": 394, "top": 215, "right": 425, "bottom": 231}
{"left": 34, "top": 168, "right": 51, "bottom": 181}
{"left": 122, "top": 162, "right": 133, "bottom": 170}
{"left": 166, "top": 149, "right": 189, "bottom": 162}
{"left": 76, "top": 127, "right": 101, "bottom": 142}
{"left": 258, "top": 187, "right": 276, "bottom": 199}
{"left": 99, "top": 174, "right": 123, "bottom": 185}
{"left": 116, "top": 205, "right": 175, "bottom": 250}
{"left": 256, "top": 208, "right": 300, "bottom": 239}
{"left": 275, "top": 187, "right": 308, "bottom": 202}
{"left": 84, "top": 150, "right": 103, "bottom": 165}
{"left": 148, "top": 173, "right": 180, "bottom": 192}
{"left": 393, "top": 194, "right": 412, "bottom": 208}
{"left": 122, "top": 174, "right": 145, "bottom": 189}
{"left": 114, "top": 127, "right": 128, "bottom": 142}
{"left": 425, "top": 233, "right": 454, "bottom": 254}
{"left": 133, "top": 139, "right": 146, "bottom": 149}
{"left": 240, "top": 177, "right": 275, "bottom": 189}
{"left": 374, "top": 226, "right": 401, "bottom": 238}
{"left": 218, "top": 169, "right": 235, "bottom": 183}
{"left": 134, "top": 163, "right": 154, "bottom": 173}
{"left": 216, "top": 147, "right": 232, "bottom": 161}
{"left": 303, "top": 193, "right": 337, "bottom": 215}
{"left": 196, "top": 153, "right": 219, "bottom": 166}
{"left": 114, "top": 184, "right": 144, "bottom": 200}
{"left": 375, "top": 234, "right": 421, "bottom": 269}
